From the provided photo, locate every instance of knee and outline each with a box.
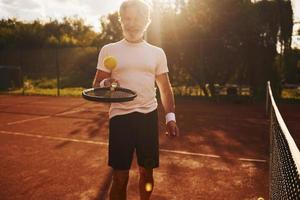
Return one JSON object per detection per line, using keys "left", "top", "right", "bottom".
{"left": 139, "top": 167, "right": 153, "bottom": 179}
{"left": 112, "top": 170, "right": 129, "bottom": 186}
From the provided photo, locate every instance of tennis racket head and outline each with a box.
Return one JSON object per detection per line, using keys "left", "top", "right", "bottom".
{"left": 82, "top": 87, "right": 137, "bottom": 102}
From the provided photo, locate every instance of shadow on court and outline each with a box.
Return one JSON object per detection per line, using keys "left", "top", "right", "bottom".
{"left": 0, "top": 95, "right": 299, "bottom": 199}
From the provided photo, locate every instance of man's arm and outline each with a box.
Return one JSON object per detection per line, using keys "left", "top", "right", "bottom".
{"left": 92, "top": 70, "right": 110, "bottom": 88}
{"left": 92, "top": 69, "right": 120, "bottom": 88}
{"left": 156, "top": 73, "right": 179, "bottom": 136}
{"left": 156, "top": 73, "right": 175, "bottom": 113}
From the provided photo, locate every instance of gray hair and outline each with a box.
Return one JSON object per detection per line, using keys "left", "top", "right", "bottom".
{"left": 119, "top": 0, "right": 151, "bottom": 23}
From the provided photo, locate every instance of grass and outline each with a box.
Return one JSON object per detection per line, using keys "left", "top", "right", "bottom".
{"left": 281, "top": 88, "right": 300, "bottom": 99}
{"left": 1, "top": 87, "right": 84, "bottom": 97}
{"left": 1, "top": 84, "right": 300, "bottom": 102}
{"left": 0, "top": 78, "right": 85, "bottom": 97}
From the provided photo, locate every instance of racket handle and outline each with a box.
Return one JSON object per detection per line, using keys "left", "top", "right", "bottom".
{"left": 110, "top": 82, "right": 117, "bottom": 91}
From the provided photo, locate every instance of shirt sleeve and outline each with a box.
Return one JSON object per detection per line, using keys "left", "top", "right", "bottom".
{"left": 96, "top": 45, "right": 111, "bottom": 73}
{"left": 155, "top": 48, "right": 169, "bottom": 76}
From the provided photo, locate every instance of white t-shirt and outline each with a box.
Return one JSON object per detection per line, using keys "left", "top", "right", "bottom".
{"left": 97, "top": 39, "right": 169, "bottom": 119}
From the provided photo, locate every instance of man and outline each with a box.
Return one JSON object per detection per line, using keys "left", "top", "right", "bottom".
{"left": 92, "top": 1, "right": 179, "bottom": 199}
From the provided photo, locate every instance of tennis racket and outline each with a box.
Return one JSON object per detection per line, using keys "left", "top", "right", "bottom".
{"left": 82, "top": 86, "right": 137, "bottom": 102}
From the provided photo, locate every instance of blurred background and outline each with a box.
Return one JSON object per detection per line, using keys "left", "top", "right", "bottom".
{"left": 0, "top": 0, "right": 299, "bottom": 100}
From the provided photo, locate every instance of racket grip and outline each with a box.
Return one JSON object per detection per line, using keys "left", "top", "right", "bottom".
{"left": 110, "top": 82, "right": 117, "bottom": 91}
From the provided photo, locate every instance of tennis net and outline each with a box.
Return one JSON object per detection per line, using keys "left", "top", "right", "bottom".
{"left": 266, "top": 81, "right": 300, "bottom": 199}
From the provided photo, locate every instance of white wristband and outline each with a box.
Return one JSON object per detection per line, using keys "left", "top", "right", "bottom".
{"left": 166, "top": 112, "right": 176, "bottom": 124}
{"left": 99, "top": 78, "right": 108, "bottom": 87}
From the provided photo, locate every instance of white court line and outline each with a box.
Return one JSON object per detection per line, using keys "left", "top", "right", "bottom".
{"left": 238, "top": 158, "right": 267, "bottom": 163}
{"left": 0, "top": 130, "right": 108, "bottom": 146}
{"left": 0, "top": 130, "right": 267, "bottom": 163}
{"left": 160, "top": 149, "right": 221, "bottom": 158}
{"left": 6, "top": 109, "right": 88, "bottom": 126}
{"left": 7, "top": 116, "right": 51, "bottom": 125}
{"left": 160, "top": 149, "right": 267, "bottom": 163}
{"left": 55, "top": 109, "right": 87, "bottom": 116}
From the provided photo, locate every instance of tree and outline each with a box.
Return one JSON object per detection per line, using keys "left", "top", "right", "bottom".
{"left": 92, "top": 12, "right": 123, "bottom": 47}
{"left": 155, "top": 0, "right": 293, "bottom": 97}
{"left": 0, "top": 17, "right": 98, "bottom": 48}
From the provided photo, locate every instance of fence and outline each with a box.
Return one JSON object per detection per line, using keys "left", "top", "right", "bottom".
{"left": 0, "top": 47, "right": 99, "bottom": 95}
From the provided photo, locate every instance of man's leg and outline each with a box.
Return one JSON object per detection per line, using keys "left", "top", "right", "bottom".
{"left": 109, "top": 169, "right": 130, "bottom": 200}
{"left": 136, "top": 110, "right": 159, "bottom": 200}
{"left": 108, "top": 114, "right": 136, "bottom": 200}
{"left": 139, "top": 167, "right": 154, "bottom": 200}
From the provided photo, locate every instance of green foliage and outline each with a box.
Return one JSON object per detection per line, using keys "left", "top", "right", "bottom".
{"left": 31, "top": 78, "right": 57, "bottom": 89}
{"left": 0, "top": 12, "right": 123, "bottom": 88}
{"left": 60, "top": 47, "right": 98, "bottom": 88}
{"left": 0, "top": 12, "right": 123, "bottom": 48}
{"left": 0, "top": 17, "right": 97, "bottom": 48}
{"left": 93, "top": 12, "right": 123, "bottom": 46}
{"left": 281, "top": 88, "right": 300, "bottom": 99}
{"left": 3, "top": 87, "right": 84, "bottom": 96}
{"left": 151, "top": 0, "right": 294, "bottom": 97}
{"left": 282, "top": 49, "right": 300, "bottom": 84}
{"left": 0, "top": 1, "right": 295, "bottom": 99}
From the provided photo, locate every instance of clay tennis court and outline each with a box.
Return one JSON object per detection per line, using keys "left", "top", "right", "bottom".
{"left": 0, "top": 95, "right": 299, "bottom": 200}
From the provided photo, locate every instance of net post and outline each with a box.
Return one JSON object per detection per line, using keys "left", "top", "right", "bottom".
{"left": 266, "top": 81, "right": 270, "bottom": 117}
{"left": 55, "top": 45, "right": 60, "bottom": 97}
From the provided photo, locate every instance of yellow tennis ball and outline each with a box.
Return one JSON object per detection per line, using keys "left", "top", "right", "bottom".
{"left": 257, "top": 197, "right": 264, "bottom": 200}
{"left": 103, "top": 56, "right": 117, "bottom": 70}
{"left": 145, "top": 183, "right": 152, "bottom": 192}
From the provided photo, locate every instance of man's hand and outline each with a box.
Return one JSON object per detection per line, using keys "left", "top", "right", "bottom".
{"left": 103, "top": 78, "right": 120, "bottom": 87}
{"left": 165, "top": 121, "right": 179, "bottom": 137}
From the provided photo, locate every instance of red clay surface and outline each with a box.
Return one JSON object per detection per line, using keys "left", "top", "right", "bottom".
{"left": 0, "top": 95, "right": 299, "bottom": 200}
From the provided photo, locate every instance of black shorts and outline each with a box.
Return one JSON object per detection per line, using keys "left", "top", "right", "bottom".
{"left": 108, "top": 109, "right": 159, "bottom": 170}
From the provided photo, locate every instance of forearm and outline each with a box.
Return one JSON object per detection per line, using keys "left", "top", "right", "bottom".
{"left": 92, "top": 70, "right": 111, "bottom": 88}
{"left": 92, "top": 78, "right": 102, "bottom": 88}
{"left": 160, "top": 86, "right": 175, "bottom": 114}
{"left": 161, "top": 87, "right": 179, "bottom": 136}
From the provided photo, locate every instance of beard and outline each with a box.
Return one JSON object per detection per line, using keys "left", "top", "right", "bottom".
{"left": 121, "top": 22, "right": 149, "bottom": 41}
{"left": 123, "top": 29, "right": 144, "bottom": 41}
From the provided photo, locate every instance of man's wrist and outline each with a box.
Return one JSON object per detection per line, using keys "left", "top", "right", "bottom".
{"left": 99, "top": 79, "right": 108, "bottom": 87}
{"left": 166, "top": 112, "right": 176, "bottom": 124}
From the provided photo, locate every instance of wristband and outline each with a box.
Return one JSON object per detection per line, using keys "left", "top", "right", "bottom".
{"left": 166, "top": 112, "right": 176, "bottom": 124}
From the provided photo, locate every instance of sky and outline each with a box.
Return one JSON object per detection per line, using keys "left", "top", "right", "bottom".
{"left": 0, "top": 0, "right": 299, "bottom": 47}
{"left": 0, "top": 0, "right": 125, "bottom": 32}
